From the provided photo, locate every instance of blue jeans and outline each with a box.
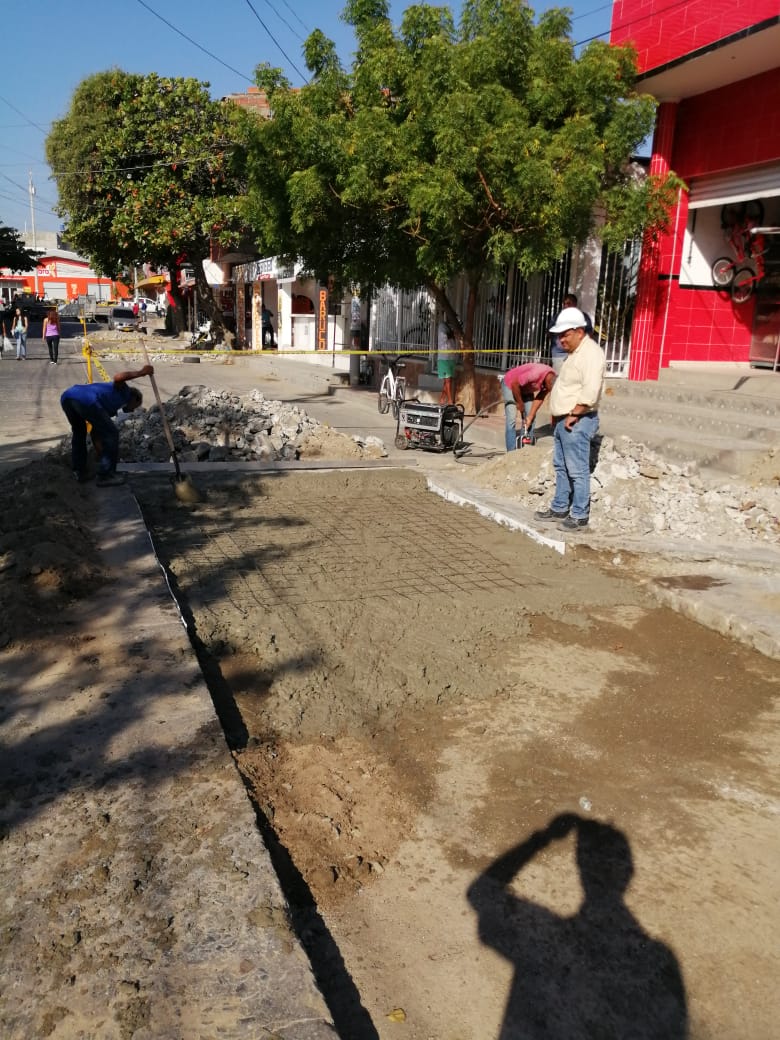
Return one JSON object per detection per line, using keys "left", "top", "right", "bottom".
{"left": 61, "top": 394, "right": 119, "bottom": 477}
{"left": 551, "top": 413, "right": 599, "bottom": 520}
{"left": 500, "top": 379, "right": 531, "bottom": 452}
{"left": 14, "top": 330, "right": 26, "bottom": 358}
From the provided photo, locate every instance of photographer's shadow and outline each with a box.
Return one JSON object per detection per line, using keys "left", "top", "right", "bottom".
{"left": 467, "top": 814, "right": 687, "bottom": 1039}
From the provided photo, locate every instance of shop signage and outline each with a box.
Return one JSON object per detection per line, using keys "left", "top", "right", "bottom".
{"left": 250, "top": 256, "right": 295, "bottom": 282}
{"left": 317, "top": 286, "right": 328, "bottom": 350}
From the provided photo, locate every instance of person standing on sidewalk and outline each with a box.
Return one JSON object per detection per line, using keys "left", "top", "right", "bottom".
{"left": 42, "top": 308, "right": 61, "bottom": 365}
{"left": 60, "top": 365, "right": 154, "bottom": 485}
{"left": 261, "top": 305, "right": 276, "bottom": 349}
{"left": 550, "top": 293, "right": 594, "bottom": 375}
{"left": 11, "top": 308, "right": 28, "bottom": 360}
{"left": 535, "top": 307, "right": 604, "bottom": 530}
{"left": 499, "top": 362, "right": 555, "bottom": 451}
{"left": 437, "top": 318, "right": 457, "bottom": 405}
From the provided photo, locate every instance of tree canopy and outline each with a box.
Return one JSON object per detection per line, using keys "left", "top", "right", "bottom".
{"left": 46, "top": 71, "right": 249, "bottom": 333}
{"left": 0, "top": 225, "right": 40, "bottom": 272}
{"left": 244, "top": 0, "right": 679, "bottom": 390}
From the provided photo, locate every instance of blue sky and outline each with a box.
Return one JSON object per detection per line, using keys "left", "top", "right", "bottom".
{"left": 0, "top": 0, "right": 614, "bottom": 237}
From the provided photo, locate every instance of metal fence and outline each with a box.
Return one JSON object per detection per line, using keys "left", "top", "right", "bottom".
{"left": 594, "top": 237, "right": 642, "bottom": 377}
{"left": 371, "top": 285, "right": 435, "bottom": 355}
{"left": 370, "top": 240, "right": 639, "bottom": 374}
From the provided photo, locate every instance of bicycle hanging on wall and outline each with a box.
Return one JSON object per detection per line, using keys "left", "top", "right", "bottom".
{"left": 711, "top": 200, "right": 766, "bottom": 303}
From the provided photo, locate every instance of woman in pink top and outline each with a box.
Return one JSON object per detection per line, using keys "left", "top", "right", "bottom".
{"left": 499, "top": 362, "right": 555, "bottom": 451}
{"left": 43, "top": 308, "right": 61, "bottom": 364}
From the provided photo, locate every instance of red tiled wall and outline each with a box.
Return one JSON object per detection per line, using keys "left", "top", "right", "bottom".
{"left": 659, "top": 284, "right": 755, "bottom": 365}
{"left": 673, "top": 68, "right": 780, "bottom": 178}
{"left": 611, "top": 0, "right": 778, "bottom": 73}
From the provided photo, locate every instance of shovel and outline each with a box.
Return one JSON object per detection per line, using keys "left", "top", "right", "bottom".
{"left": 139, "top": 340, "right": 201, "bottom": 503}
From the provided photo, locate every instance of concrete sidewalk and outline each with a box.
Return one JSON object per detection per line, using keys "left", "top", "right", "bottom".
{"left": 0, "top": 481, "right": 336, "bottom": 1038}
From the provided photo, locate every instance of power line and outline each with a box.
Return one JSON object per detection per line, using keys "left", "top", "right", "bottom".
{"left": 570, "top": 2, "right": 613, "bottom": 23}
{"left": 47, "top": 149, "right": 239, "bottom": 180}
{"left": 275, "top": 0, "right": 311, "bottom": 36}
{"left": 243, "top": 0, "right": 308, "bottom": 82}
{"left": 0, "top": 94, "right": 48, "bottom": 136}
{"left": 575, "top": 0, "right": 693, "bottom": 46}
{"left": 134, "top": 0, "right": 254, "bottom": 84}
{"left": 253, "top": 0, "right": 307, "bottom": 44}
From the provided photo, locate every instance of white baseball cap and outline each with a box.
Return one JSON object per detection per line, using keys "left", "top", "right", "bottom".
{"left": 549, "top": 307, "right": 587, "bottom": 334}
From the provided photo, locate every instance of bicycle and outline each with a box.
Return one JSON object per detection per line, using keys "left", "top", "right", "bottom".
{"left": 711, "top": 200, "right": 766, "bottom": 303}
{"left": 377, "top": 354, "right": 406, "bottom": 419}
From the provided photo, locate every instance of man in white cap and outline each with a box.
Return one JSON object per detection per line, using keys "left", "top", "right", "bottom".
{"left": 534, "top": 307, "right": 604, "bottom": 530}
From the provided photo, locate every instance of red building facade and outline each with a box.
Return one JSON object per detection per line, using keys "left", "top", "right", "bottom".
{"left": 611, "top": 2, "right": 780, "bottom": 377}
{"left": 0, "top": 250, "right": 116, "bottom": 306}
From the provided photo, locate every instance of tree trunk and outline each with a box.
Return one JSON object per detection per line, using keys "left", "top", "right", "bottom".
{"left": 458, "top": 337, "right": 477, "bottom": 415}
{"left": 426, "top": 274, "right": 482, "bottom": 416}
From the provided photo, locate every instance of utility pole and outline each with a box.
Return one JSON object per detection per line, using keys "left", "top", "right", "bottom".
{"left": 29, "top": 171, "right": 39, "bottom": 296}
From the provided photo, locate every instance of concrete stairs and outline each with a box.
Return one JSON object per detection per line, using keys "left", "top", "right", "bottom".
{"left": 598, "top": 371, "right": 780, "bottom": 477}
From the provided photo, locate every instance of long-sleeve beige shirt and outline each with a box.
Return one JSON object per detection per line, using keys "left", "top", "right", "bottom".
{"left": 548, "top": 335, "right": 605, "bottom": 416}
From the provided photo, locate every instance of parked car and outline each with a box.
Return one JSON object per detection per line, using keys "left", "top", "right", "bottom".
{"left": 108, "top": 306, "right": 139, "bottom": 332}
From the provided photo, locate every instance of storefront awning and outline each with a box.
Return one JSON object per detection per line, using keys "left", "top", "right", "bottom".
{"left": 688, "top": 162, "right": 780, "bottom": 209}
{"left": 136, "top": 274, "right": 168, "bottom": 290}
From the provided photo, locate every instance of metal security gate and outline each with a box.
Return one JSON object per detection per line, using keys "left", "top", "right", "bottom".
{"left": 370, "top": 241, "right": 639, "bottom": 375}
{"left": 371, "top": 286, "right": 435, "bottom": 356}
{"left": 594, "top": 237, "right": 642, "bottom": 377}
{"left": 471, "top": 255, "right": 572, "bottom": 370}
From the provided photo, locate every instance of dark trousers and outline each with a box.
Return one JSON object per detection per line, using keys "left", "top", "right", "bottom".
{"left": 60, "top": 395, "right": 119, "bottom": 477}
{"left": 46, "top": 335, "right": 60, "bottom": 362}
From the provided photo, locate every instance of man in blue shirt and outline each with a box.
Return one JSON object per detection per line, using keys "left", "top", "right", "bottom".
{"left": 60, "top": 364, "right": 153, "bottom": 486}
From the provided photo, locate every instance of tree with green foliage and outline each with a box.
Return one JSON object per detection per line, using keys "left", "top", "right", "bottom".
{"left": 245, "top": 0, "right": 680, "bottom": 406}
{"left": 46, "top": 71, "right": 249, "bottom": 338}
{"left": 0, "top": 224, "right": 40, "bottom": 272}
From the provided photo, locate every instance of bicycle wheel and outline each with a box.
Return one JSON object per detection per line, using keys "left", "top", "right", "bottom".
{"left": 720, "top": 202, "right": 745, "bottom": 229}
{"left": 744, "top": 199, "right": 764, "bottom": 225}
{"left": 731, "top": 268, "right": 755, "bottom": 304}
{"left": 391, "top": 379, "right": 406, "bottom": 419}
{"left": 378, "top": 383, "right": 391, "bottom": 414}
{"left": 711, "top": 257, "right": 735, "bottom": 287}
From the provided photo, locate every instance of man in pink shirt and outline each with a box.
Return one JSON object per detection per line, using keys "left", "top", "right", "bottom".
{"left": 499, "top": 362, "right": 556, "bottom": 451}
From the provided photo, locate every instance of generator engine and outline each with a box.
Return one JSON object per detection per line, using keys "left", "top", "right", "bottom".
{"left": 396, "top": 401, "right": 465, "bottom": 452}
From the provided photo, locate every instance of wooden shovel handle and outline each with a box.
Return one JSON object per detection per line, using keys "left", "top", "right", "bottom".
{"left": 139, "top": 339, "right": 177, "bottom": 457}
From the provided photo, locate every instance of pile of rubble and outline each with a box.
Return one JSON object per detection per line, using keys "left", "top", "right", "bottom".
{"left": 118, "top": 386, "right": 387, "bottom": 463}
{"left": 473, "top": 434, "right": 780, "bottom": 546}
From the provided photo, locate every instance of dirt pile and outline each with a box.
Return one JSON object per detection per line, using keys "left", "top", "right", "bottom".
{"left": 466, "top": 433, "right": 780, "bottom": 545}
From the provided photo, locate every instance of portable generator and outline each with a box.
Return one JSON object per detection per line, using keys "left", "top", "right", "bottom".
{"left": 395, "top": 401, "right": 465, "bottom": 452}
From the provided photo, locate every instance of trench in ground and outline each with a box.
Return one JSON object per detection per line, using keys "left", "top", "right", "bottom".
{"left": 133, "top": 467, "right": 780, "bottom": 1040}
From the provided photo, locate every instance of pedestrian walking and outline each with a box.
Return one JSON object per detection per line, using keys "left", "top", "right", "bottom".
{"left": 535, "top": 307, "right": 605, "bottom": 530}
{"left": 499, "top": 362, "right": 555, "bottom": 451}
{"left": 43, "top": 308, "right": 61, "bottom": 364}
{"left": 60, "top": 365, "right": 154, "bottom": 486}
{"left": 11, "top": 308, "right": 28, "bottom": 360}
{"left": 1, "top": 316, "right": 11, "bottom": 357}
